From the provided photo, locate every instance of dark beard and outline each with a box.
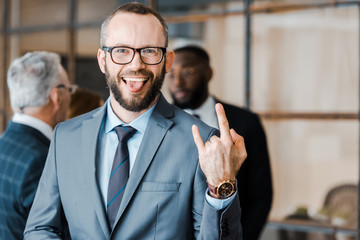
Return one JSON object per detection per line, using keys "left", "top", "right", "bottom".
{"left": 172, "top": 77, "right": 208, "bottom": 110}
{"left": 105, "top": 65, "right": 165, "bottom": 112}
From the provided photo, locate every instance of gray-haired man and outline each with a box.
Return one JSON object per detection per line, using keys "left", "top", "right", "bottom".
{"left": 0, "top": 51, "right": 73, "bottom": 239}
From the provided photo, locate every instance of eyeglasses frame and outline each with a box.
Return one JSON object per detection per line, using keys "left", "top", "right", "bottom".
{"left": 56, "top": 84, "right": 78, "bottom": 94}
{"left": 102, "top": 46, "right": 167, "bottom": 65}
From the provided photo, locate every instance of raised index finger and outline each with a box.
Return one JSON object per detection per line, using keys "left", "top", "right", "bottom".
{"left": 215, "top": 103, "right": 231, "bottom": 140}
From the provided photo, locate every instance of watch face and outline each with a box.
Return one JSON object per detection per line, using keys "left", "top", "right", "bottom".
{"left": 218, "top": 182, "right": 234, "bottom": 197}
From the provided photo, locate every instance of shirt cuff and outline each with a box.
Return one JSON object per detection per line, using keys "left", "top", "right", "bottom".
{"left": 205, "top": 189, "right": 237, "bottom": 210}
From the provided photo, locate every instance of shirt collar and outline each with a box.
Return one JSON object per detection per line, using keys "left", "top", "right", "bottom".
{"left": 104, "top": 98, "right": 157, "bottom": 134}
{"left": 12, "top": 113, "right": 53, "bottom": 140}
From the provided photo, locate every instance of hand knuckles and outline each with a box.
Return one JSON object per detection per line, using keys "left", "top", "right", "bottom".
{"left": 210, "top": 136, "right": 218, "bottom": 142}
{"left": 223, "top": 140, "right": 233, "bottom": 148}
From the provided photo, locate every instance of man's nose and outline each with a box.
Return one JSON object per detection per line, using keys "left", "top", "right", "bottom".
{"left": 127, "top": 51, "right": 146, "bottom": 70}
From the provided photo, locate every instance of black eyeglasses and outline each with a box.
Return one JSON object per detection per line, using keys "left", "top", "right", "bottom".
{"left": 102, "top": 46, "right": 166, "bottom": 65}
{"left": 56, "top": 84, "right": 78, "bottom": 94}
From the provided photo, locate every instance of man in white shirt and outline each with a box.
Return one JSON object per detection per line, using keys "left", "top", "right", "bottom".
{"left": 168, "top": 45, "right": 273, "bottom": 240}
{"left": 0, "top": 51, "right": 73, "bottom": 239}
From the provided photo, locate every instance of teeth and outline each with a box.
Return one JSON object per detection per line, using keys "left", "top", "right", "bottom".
{"left": 123, "top": 77, "right": 148, "bottom": 82}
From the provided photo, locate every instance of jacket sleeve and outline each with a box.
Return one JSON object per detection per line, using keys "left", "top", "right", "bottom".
{"left": 24, "top": 126, "right": 69, "bottom": 240}
{"left": 200, "top": 194, "right": 242, "bottom": 240}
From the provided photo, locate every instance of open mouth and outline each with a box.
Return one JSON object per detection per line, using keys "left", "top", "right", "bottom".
{"left": 122, "top": 77, "right": 150, "bottom": 92}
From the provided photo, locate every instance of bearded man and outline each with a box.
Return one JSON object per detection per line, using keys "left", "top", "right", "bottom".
{"left": 25, "top": 3, "right": 247, "bottom": 239}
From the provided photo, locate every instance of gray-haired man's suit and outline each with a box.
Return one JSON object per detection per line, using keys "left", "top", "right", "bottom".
{"left": 24, "top": 94, "right": 242, "bottom": 239}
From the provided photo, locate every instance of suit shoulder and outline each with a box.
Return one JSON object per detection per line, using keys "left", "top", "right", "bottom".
{"left": 57, "top": 107, "right": 104, "bottom": 131}
{"left": 0, "top": 123, "right": 49, "bottom": 154}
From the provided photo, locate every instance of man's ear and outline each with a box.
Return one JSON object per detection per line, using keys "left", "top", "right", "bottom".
{"left": 165, "top": 50, "right": 175, "bottom": 73}
{"left": 97, "top": 48, "right": 106, "bottom": 73}
{"left": 205, "top": 67, "right": 213, "bottom": 83}
{"left": 49, "top": 88, "right": 60, "bottom": 111}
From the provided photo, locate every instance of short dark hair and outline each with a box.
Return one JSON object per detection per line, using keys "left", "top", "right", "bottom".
{"left": 174, "top": 45, "right": 210, "bottom": 66}
{"left": 100, "top": 2, "right": 168, "bottom": 47}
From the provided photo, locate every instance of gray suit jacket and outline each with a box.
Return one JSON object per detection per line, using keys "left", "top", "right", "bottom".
{"left": 24, "top": 94, "right": 242, "bottom": 240}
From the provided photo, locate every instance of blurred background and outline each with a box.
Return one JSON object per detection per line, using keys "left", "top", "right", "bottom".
{"left": 0, "top": 0, "right": 359, "bottom": 239}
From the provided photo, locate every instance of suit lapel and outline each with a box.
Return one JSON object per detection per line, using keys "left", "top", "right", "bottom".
{"left": 113, "top": 94, "right": 174, "bottom": 228}
{"left": 81, "top": 106, "right": 111, "bottom": 238}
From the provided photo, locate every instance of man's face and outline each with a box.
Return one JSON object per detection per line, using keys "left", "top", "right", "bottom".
{"left": 98, "top": 13, "right": 174, "bottom": 112}
{"left": 167, "top": 51, "right": 210, "bottom": 109}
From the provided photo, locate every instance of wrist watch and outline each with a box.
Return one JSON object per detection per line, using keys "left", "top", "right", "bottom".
{"left": 208, "top": 179, "right": 236, "bottom": 198}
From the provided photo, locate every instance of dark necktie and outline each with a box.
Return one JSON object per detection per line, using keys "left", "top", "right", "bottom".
{"left": 107, "top": 125, "right": 136, "bottom": 228}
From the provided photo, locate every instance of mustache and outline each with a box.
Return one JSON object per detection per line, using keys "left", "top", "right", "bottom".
{"left": 119, "top": 69, "right": 154, "bottom": 79}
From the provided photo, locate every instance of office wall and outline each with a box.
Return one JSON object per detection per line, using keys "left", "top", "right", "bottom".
{"left": 202, "top": 4, "right": 359, "bottom": 219}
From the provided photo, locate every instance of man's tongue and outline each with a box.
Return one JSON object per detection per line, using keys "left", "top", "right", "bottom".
{"left": 126, "top": 80, "right": 146, "bottom": 92}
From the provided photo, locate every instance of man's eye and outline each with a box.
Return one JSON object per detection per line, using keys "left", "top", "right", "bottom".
{"left": 114, "top": 48, "right": 130, "bottom": 54}
{"left": 143, "top": 48, "right": 157, "bottom": 54}
{"left": 183, "top": 68, "right": 196, "bottom": 75}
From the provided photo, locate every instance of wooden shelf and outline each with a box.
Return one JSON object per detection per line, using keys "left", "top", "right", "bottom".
{"left": 258, "top": 112, "right": 359, "bottom": 120}
{"left": 268, "top": 218, "right": 357, "bottom": 236}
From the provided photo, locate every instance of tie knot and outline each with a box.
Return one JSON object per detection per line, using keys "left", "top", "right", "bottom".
{"left": 114, "top": 125, "right": 136, "bottom": 142}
